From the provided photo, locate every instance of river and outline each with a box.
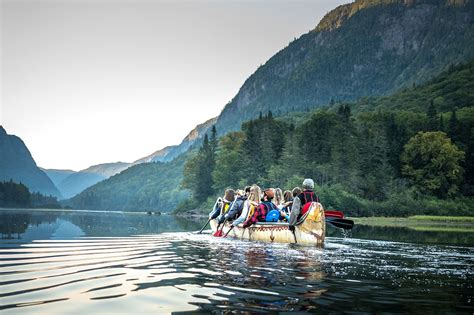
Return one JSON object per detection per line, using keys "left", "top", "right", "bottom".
{"left": 0, "top": 209, "right": 472, "bottom": 313}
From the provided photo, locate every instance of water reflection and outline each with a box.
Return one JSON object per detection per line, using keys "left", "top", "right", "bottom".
{"left": 0, "top": 210, "right": 204, "bottom": 242}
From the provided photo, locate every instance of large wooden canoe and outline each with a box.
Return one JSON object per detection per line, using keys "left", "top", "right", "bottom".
{"left": 210, "top": 202, "right": 326, "bottom": 246}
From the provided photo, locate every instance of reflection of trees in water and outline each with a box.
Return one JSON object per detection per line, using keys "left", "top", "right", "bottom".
{"left": 0, "top": 211, "right": 205, "bottom": 239}
{"left": 327, "top": 224, "right": 474, "bottom": 245}
{"left": 0, "top": 212, "right": 32, "bottom": 239}
{"left": 63, "top": 213, "right": 205, "bottom": 236}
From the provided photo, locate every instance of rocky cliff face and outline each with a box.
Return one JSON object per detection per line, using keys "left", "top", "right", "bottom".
{"left": 213, "top": 0, "right": 474, "bottom": 135}
{"left": 0, "top": 126, "right": 62, "bottom": 198}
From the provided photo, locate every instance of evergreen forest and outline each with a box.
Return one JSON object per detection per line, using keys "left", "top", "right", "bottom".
{"left": 180, "top": 61, "right": 474, "bottom": 217}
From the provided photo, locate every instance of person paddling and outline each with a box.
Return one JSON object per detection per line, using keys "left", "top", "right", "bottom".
{"left": 288, "top": 179, "right": 319, "bottom": 232}
{"left": 223, "top": 186, "right": 251, "bottom": 222}
{"left": 208, "top": 189, "right": 235, "bottom": 222}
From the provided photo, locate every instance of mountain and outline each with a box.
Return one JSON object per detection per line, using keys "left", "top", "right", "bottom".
{"left": 41, "top": 169, "right": 76, "bottom": 187}
{"left": 57, "top": 162, "right": 131, "bottom": 199}
{"left": 212, "top": 0, "right": 474, "bottom": 135}
{"left": 0, "top": 126, "right": 62, "bottom": 198}
{"left": 68, "top": 153, "right": 190, "bottom": 211}
{"left": 135, "top": 117, "right": 217, "bottom": 163}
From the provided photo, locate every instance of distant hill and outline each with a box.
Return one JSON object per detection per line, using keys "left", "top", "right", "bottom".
{"left": 41, "top": 169, "right": 76, "bottom": 187}
{"left": 68, "top": 153, "right": 190, "bottom": 211}
{"left": 0, "top": 126, "right": 62, "bottom": 198}
{"left": 56, "top": 162, "right": 131, "bottom": 199}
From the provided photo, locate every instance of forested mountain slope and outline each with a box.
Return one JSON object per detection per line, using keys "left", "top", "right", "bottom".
{"left": 68, "top": 60, "right": 474, "bottom": 213}
{"left": 213, "top": 0, "right": 473, "bottom": 134}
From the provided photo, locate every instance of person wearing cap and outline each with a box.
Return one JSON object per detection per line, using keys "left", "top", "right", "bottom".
{"left": 243, "top": 188, "right": 278, "bottom": 228}
{"left": 288, "top": 179, "right": 320, "bottom": 231}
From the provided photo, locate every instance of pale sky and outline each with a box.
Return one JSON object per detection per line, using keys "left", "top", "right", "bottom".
{"left": 1, "top": 0, "right": 347, "bottom": 171}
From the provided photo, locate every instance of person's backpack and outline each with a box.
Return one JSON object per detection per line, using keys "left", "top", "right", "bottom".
{"left": 265, "top": 210, "right": 280, "bottom": 222}
{"left": 261, "top": 201, "right": 279, "bottom": 222}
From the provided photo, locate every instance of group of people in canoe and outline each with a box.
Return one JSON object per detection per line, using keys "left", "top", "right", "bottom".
{"left": 209, "top": 178, "right": 320, "bottom": 232}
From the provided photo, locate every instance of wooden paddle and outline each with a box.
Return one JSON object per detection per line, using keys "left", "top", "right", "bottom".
{"left": 325, "top": 217, "right": 354, "bottom": 230}
{"left": 197, "top": 218, "right": 212, "bottom": 234}
{"left": 223, "top": 225, "right": 234, "bottom": 238}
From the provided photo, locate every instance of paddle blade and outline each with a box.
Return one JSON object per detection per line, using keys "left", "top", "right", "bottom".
{"left": 213, "top": 230, "right": 223, "bottom": 237}
{"left": 325, "top": 217, "right": 354, "bottom": 230}
{"left": 325, "top": 210, "right": 344, "bottom": 218}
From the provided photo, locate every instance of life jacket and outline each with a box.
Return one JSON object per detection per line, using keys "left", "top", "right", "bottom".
{"left": 208, "top": 198, "right": 232, "bottom": 220}
{"left": 225, "top": 196, "right": 247, "bottom": 221}
{"left": 298, "top": 191, "right": 320, "bottom": 216}
{"left": 221, "top": 199, "right": 232, "bottom": 214}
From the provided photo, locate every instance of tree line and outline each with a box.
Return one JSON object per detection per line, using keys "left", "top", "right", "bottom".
{"left": 182, "top": 102, "right": 472, "bottom": 217}
{"left": 0, "top": 180, "right": 61, "bottom": 209}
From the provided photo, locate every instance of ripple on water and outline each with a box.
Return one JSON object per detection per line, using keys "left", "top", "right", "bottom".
{"left": 0, "top": 233, "right": 473, "bottom": 314}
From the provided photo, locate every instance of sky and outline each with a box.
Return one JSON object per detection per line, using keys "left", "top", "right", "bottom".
{"left": 1, "top": 0, "right": 347, "bottom": 171}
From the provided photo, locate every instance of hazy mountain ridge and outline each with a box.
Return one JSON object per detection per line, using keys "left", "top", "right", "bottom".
{"left": 68, "top": 153, "right": 191, "bottom": 211}
{"left": 0, "top": 126, "right": 62, "bottom": 198}
{"left": 134, "top": 117, "right": 217, "bottom": 163}
{"left": 56, "top": 162, "right": 131, "bottom": 199}
{"left": 41, "top": 169, "right": 76, "bottom": 187}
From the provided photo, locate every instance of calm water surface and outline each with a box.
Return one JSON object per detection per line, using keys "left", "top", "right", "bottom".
{"left": 0, "top": 209, "right": 472, "bottom": 314}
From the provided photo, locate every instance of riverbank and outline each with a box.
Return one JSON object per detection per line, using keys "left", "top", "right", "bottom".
{"left": 352, "top": 216, "right": 474, "bottom": 233}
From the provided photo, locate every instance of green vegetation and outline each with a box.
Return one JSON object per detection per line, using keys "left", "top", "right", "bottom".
{"left": 401, "top": 131, "right": 464, "bottom": 198}
{"left": 183, "top": 61, "right": 474, "bottom": 217}
{"left": 0, "top": 180, "right": 61, "bottom": 209}
{"left": 352, "top": 216, "right": 474, "bottom": 233}
{"left": 408, "top": 215, "right": 474, "bottom": 222}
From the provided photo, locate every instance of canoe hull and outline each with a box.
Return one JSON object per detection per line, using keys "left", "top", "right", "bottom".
{"left": 211, "top": 202, "right": 325, "bottom": 246}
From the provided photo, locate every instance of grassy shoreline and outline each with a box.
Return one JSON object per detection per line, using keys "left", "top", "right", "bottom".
{"left": 351, "top": 216, "right": 474, "bottom": 232}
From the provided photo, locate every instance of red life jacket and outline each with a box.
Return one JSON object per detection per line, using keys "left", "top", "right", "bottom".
{"left": 298, "top": 191, "right": 320, "bottom": 216}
